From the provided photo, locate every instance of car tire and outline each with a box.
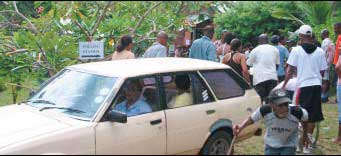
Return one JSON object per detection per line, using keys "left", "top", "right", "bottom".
{"left": 200, "top": 130, "right": 232, "bottom": 155}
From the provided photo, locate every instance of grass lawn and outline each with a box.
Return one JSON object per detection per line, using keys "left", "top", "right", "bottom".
{"left": 0, "top": 87, "right": 31, "bottom": 107}
{"left": 234, "top": 99, "right": 341, "bottom": 155}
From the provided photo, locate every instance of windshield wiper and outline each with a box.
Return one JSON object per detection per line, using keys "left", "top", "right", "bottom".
{"left": 39, "top": 106, "right": 85, "bottom": 114}
{"left": 32, "top": 99, "right": 57, "bottom": 105}
{"left": 18, "top": 99, "right": 56, "bottom": 106}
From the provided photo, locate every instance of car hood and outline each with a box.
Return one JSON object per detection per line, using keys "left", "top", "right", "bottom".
{"left": 0, "top": 105, "right": 73, "bottom": 149}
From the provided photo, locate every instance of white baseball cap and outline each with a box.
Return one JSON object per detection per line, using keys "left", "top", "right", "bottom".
{"left": 298, "top": 25, "right": 313, "bottom": 36}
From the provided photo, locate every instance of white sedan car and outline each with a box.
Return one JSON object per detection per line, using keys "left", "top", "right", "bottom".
{"left": 0, "top": 58, "right": 261, "bottom": 155}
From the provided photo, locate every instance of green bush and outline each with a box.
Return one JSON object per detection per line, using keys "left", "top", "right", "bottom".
{"left": 0, "top": 78, "right": 6, "bottom": 93}
{"left": 214, "top": 1, "right": 301, "bottom": 46}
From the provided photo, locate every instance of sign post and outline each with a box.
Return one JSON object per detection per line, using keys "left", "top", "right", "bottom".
{"left": 79, "top": 41, "right": 104, "bottom": 60}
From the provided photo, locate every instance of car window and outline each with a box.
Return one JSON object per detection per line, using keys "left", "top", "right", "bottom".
{"left": 201, "top": 70, "right": 245, "bottom": 100}
{"left": 190, "top": 73, "right": 214, "bottom": 104}
{"left": 161, "top": 72, "right": 213, "bottom": 109}
{"left": 143, "top": 76, "right": 172, "bottom": 86}
{"left": 109, "top": 76, "right": 161, "bottom": 117}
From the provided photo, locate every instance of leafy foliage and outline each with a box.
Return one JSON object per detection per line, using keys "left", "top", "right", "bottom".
{"left": 214, "top": 1, "right": 301, "bottom": 46}
{"left": 0, "top": 1, "right": 211, "bottom": 95}
{"left": 272, "top": 1, "right": 340, "bottom": 41}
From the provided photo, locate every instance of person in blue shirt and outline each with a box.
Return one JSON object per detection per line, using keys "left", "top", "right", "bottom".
{"left": 271, "top": 35, "right": 290, "bottom": 82}
{"left": 114, "top": 79, "right": 152, "bottom": 117}
{"left": 189, "top": 25, "right": 217, "bottom": 62}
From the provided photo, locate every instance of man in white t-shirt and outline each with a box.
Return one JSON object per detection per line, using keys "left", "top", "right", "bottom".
{"left": 247, "top": 34, "right": 280, "bottom": 104}
{"left": 282, "top": 25, "right": 328, "bottom": 153}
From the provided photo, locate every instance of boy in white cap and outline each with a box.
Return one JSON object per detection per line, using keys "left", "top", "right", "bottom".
{"left": 282, "top": 25, "right": 328, "bottom": 153}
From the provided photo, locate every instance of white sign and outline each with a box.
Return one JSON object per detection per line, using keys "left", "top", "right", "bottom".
{"left": 79, "top": 41, "right": 104, "bottom": 59}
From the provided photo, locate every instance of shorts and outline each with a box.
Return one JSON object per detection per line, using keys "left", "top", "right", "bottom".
{"left": 337, "top": 85, "right": 341, "bottom": 124}
{"left": 297, "top": 85, "right": 324, "bottom": 122}
{"left": 322, "top": 67, "right": 330, "bottom": 81}
{"left": 254, "top": 80, "right": 277, "bottom": 102}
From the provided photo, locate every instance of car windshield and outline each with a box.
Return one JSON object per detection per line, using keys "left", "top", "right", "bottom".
{"left": 29, "top": 69, "right": 117, "bottom": 120}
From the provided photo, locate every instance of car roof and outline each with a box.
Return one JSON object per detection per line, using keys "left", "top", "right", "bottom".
{"left": 68, "top": 58, "right": 230, "bottom": 78}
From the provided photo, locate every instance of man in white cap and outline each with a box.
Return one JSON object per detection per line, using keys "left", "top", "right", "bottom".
{"left": 282, "top": 25, "right": 328, "bottom": 153}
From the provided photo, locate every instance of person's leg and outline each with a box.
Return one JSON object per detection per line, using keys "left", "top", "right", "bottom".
{"left": 298, "top": 86, "right": 320, "bottom": 151}
{"left": 334, "top": 84, "right": 341, "bottom": 144}
{"left": 334, "top": 125, "right": 341, "bottom": 144}
{"left": 265, "top": 80, "right": 278, "bottom": 99}
{"left": 301, "top": 122, "right": 314, "bottom": 154}
{"left": 280, "top": 146, "right": 296, "bottom": 155}
{"left": 254, "top": 81, "right": 267, "bottom": 104}
{"left": 302, "top": 122, "right": 308, "bottom": 145}
{"left": 306, "top": 122, "right": 316, "bottom": 144}
{"left": 333, "top": 65, "right": 338, "bottom": 103}
{"left": 321, "top": 80, "right": 329, "bottom": 102}
{"left": 306, "top": 86, "right": 324, "bottom": 149}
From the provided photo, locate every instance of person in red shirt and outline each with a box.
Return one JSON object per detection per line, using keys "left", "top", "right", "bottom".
{"left": 334, "top": 22, "right": 341, "bottom": 145}
{"left": 333, "top": 22, "right": 341, "bottom": 65}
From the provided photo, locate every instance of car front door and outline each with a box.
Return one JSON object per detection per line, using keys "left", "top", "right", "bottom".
{"left": 95, "top": 76, "right": 166, "bottom": 155}
{"left": 162, "top": 72, "right": 217, "bottom": 154}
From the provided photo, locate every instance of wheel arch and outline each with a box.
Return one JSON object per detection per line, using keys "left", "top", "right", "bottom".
{"left": 209, "top": 119, "right": 233, "bottom": 134}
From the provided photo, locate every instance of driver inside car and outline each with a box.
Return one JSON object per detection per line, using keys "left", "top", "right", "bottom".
{"left": 114, "top": 79, "right": 152, "bottom": 117}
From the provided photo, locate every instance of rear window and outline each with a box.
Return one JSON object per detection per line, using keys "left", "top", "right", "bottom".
{"left": 201, "top": 70, "right": 245, "bottom": 100}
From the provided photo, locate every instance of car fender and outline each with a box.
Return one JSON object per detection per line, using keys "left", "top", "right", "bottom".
{"left": 210, "top": 119, "right": 233, "bottom": 133}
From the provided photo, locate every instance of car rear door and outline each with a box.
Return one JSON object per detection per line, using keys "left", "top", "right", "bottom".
{"left": 162, "top": 72, "right": 218, "bottom": 154}
{"left": 200, "top": 69, "right": 261, "bottom": 139}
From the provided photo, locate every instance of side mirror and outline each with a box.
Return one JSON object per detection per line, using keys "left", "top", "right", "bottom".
{"left": 106, "top": 110, "right": 127, "bottom": 123}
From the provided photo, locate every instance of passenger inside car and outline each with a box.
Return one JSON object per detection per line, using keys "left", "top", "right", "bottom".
{"left": 114, "top": 79, "right": 152, "bottom": 117}
{"left": 167, "top": 74, "right": 193, "bottom": 108}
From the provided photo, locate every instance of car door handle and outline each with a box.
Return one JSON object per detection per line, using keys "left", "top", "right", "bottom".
{"left": 150, "top": 119, "right": 162, "bottom": 125}
{"left": 206, "top": 109, "right": 216, "bottom": 115}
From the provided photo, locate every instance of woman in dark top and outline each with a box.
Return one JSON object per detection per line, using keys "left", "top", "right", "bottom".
{"left": 222, "top": 38, "right": 250, "bottom": 83}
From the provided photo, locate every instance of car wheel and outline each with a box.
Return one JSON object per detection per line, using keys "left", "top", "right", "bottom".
{"left": 200, "top": 130, "right": 232, "bottom": 155}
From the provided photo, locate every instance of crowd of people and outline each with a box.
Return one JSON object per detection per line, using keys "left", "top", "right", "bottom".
{"left": 110, "top": 22, "right": 341, "bottom": 155}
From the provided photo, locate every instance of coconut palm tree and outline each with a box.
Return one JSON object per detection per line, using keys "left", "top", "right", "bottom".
{"left": 272, "top": 1, "right": 338, "bottom": 39}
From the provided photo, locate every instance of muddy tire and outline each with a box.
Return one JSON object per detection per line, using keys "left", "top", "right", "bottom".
{"left": 200, "top": 130, "right": 232, "bottom": 155}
